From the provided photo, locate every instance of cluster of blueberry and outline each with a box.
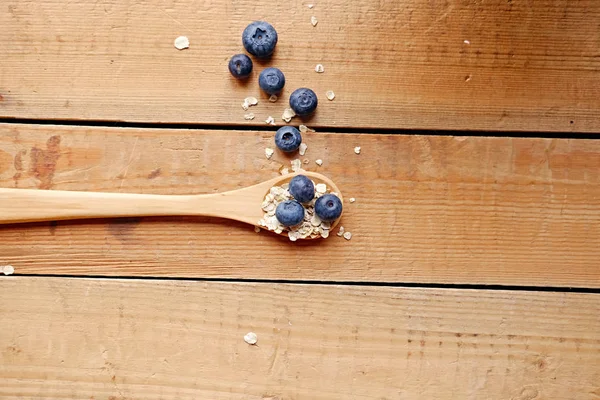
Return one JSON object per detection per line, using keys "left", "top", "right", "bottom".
{"left": 229, "top": 21, "right": 343, "bottom": 231}
{"left": 277, "top": 175, "right": 343, "bottom": 228}
{"left": 228, "top": 21, "right": 318, "bottom": 117}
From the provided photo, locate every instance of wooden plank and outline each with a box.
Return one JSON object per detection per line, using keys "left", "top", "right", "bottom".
{"left": 1, "top": 277, "right": 599, "bottom": 399}
{"left": 1, "top": 124, "right": 600, "bottom": 287}
{"left": 1, "top": 0, "right": 599, "bottom": 132}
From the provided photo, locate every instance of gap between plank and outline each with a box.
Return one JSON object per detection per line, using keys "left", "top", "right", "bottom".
{"left": 8, "top": 274, "right": 600, "bottom": 294}
{"left": 0, "top": 117, "right": 598, "bottom": 139}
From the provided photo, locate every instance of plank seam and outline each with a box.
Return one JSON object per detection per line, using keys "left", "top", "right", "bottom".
{"left": 7, "top": 274, "right": 600, "bottom": 294}
{"left": 0, "top": 118, "right": 598, "bottom": 139}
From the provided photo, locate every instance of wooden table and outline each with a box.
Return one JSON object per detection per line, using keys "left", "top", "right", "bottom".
{"left": 1, "top": 1, "right": 599, "bottom": 398}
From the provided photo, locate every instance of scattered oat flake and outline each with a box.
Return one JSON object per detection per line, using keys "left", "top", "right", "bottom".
{"left": 265, "top": 148, "right": 274, "bottom": 159}
{"left": 315, "top": 159, "right": 323, "bottom": 166}
{"left": 265, "top": 116, "right": 276, "bottom": 125}
{"left": 282, "top": 107, "right": 296, "bottom": 123}
{"left": 349, "top": 198, "right": 356, "bottom": 203}
{"left": 354, "top": 146, "right": 361, "bottom": 154}
{"left": 280, "top": 167, "right": 290, "bottom": 175}
{"left": 315, "top": 64, "right": 324, "bottom": 73}
{"left": 337, "top": 226, "right": 345, "bottom": 237}
{"left": 299, "top": 143, "right": 308, "bottom": 156}
{"left": 254, "top": 226, "right": 261, "bottom": 233}
{"left": 245, "top": 96, "right": 258, "bottom": 106}
{"left": 244, "top": 113, "right": 255, "bottom": 120}
{"left": 174, "top": 36, "right": 190, "bottom": 50}
{"left": 311, "top": 16, "right": 318, "bottom": 26}
{"left": 316, "top": 183, "right": 327, "bottom": 193}
{"left": 244, "top": 332, "right": 258, "bottom": 345}
{"left": 326, "top": 90, "right": 335, "bottom": 101}
{"left": 269, "top": 94, "right": 278, "bottom": 103}
{"left": 242, "top": 102, "right": 249, "bottom": 111}
{"left": 308, "top": 4, "right": 314, "bottom": 8}
{"left": 464, "top": 39, "right": 471, "bottom": 45}
{"left": 299, "top": 124, "right": 315, "bottom": 133}
{"left": 303, "top": 159, "right": 310, "bottom": 164}
{"left": 343, "top": 231, "right": 352, "bottom": 240}
{"left": 2, "top": 265, "right": 14, "bottom": 275}
{"left": 291, "top": 159, "right": 303, "bottom": 172}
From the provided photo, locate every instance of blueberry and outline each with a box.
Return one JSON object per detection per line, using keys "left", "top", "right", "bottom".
{"left": 274, "top": 126, "right": 302, "bottom": 152}
{"left": 289, "top": 88, "right": 318, "bottom": 116}
{"left": 289, "top": 175, "right": 315, "bottom": 203}
{"left": 275, "top": 200, "right": 305, "bottom": 227}
{"left": 259, "top": 67, "right": 285, "bottom": 95}
{"left": 228, "top": 54, "right": 253, "bottom": 79}
{"left": 242, "top": 21, "right": 278, "bottom": 58}
{"left": 315, "top": 194, "right": 343, "bottom": 222}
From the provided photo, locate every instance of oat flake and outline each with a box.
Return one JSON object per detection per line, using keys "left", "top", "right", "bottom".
{"left": 315, "top": 64, "right": 324, "bottom": 73}
{"left": 354, "top": 146, "right": 361, "bottom": 154}
{"left": 308, "top": 4, "right": 314, "bottom": 8}
{"left": 265, "top": 116, "right": 276, "bottom": 125}
{"left": 316, "top": 183, "right": 327, "bottom": 193}
{"left": 315, "top": 159, "right": 323, "bottom": 166}
{"left": 282, "top": 108, "right": 296, "bottom": 123}
{"left": 299, "top": 143, "right": 308, "bottom": 156}
{"left": 337, "top": 226, "right": 345, "bottom": 237}
{"left": 265, "top": 148, "right": 274, "bottom": 159}
{"left": 326, "top": 90, "right": 335, "bottom": 101}
{"left": 174, "top": 36, "right": 190, "bottom": 50}
{"left": 299, "top": 125, "right": 315, "bottom": 133}
{"left": 291, "top": 159, "right": 303, "bottom": 172}
{"left": 269, "top": 94, "right": 278, "bottom": 102}
{"left": 343, "top": 231, "right": 352, "bottom": 240}
{"left": 244, "top": 332, "right": 258, "bottom": 345}
{"left": 244, "top": 113, "right": 255, "bottom": 120}
{"left": 349, "top": 198, "right": 356, "bottom": 203}
{"left": 2, "top": 265, "right": 14, "bottom": 275}
{"left": 311, "top": 16, "right": 318, "bottom": 26}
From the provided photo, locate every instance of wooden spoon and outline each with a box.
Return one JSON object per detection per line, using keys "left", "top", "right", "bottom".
{"left": 0, "top": 171, "right": 343, "bottom": 238}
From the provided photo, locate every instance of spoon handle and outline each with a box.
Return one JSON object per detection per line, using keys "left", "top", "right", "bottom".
{"left": 0, "top": 188, "right": 202, "bottom": 224}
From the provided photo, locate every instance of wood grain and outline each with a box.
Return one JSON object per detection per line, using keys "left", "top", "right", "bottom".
{"left": 1, "top": 277, "right": 599, "bottom": 399}
{"left": 1, "top": 0, "right": 599, "bottom": 131}
{"left": 1, "top": 123, "right": 600, "bottom": 287}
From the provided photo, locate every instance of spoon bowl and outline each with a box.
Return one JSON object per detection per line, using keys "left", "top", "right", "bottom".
{"left": 0, "top": 172, "right": 343, "bottom": 239}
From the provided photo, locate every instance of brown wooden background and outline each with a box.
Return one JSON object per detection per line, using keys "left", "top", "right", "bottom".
{"left": 1, "top": 0, "right": 599, "bottom": 399}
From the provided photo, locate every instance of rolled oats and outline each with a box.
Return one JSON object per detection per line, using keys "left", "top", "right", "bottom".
{"left": 315, "top": 64, "right": 325, "bottom": 73}
{"left": 282, "top": 107, "right": 296, "bottom": 123}
{"left": 265, "top": 148, "right": 274, "bottom": 159}
{"left": 326, "top": 90, "right": 335, "bottom": 100}
{"left": 354, "top": 146, "right": 361, "bottom": 154}
{"left": 174, "top": 36, "right": 190, "bottom": 50}
{"left": 311, "top": 16, "right": 318, "bottom": 26}
{"left": 299, "top": 143, "right": 308, "bottom": 156}
{"left": 260, "top": 180, "right": 340, "bottom": 241}
{"left": 315, "top": 159, "right": 323, "bottom": 166}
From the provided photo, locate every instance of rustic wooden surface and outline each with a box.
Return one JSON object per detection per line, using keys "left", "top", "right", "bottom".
{"left": 1, "top": 0, "right": 600, "bottom": 131}
{"left": 1, "top": 124, "right": 599, "bottom": 287}
{"left": 1, "top": 277, "right": 599, "bottom": 399}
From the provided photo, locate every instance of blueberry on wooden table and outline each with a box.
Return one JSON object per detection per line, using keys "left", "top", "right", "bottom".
{"left": 289, "top": 175, "right": 315, "bottom": 203}
{"left": 289, "top": 88, "right": 318, "bottom": 116}
{"left": 228, "top": 54, "right": 253, "bottom": 79}
{"left": 259, "top": 67, "right": 285, "bottom": 95}
{"left": 242, "top": 21, "right": 278, "bottom": 58}
{"left": 274, "top": 126, "right": 302, "bottom": 152}
{"left": 315, "top": 194, "right": 343, "bottom": 222}
{"left": 276, "top": 200, "right": 305, "bottom": 227}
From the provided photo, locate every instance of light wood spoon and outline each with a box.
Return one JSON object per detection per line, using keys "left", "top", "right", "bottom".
{"left": 0, "top": 171, "right": 343, "bottom": 238}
